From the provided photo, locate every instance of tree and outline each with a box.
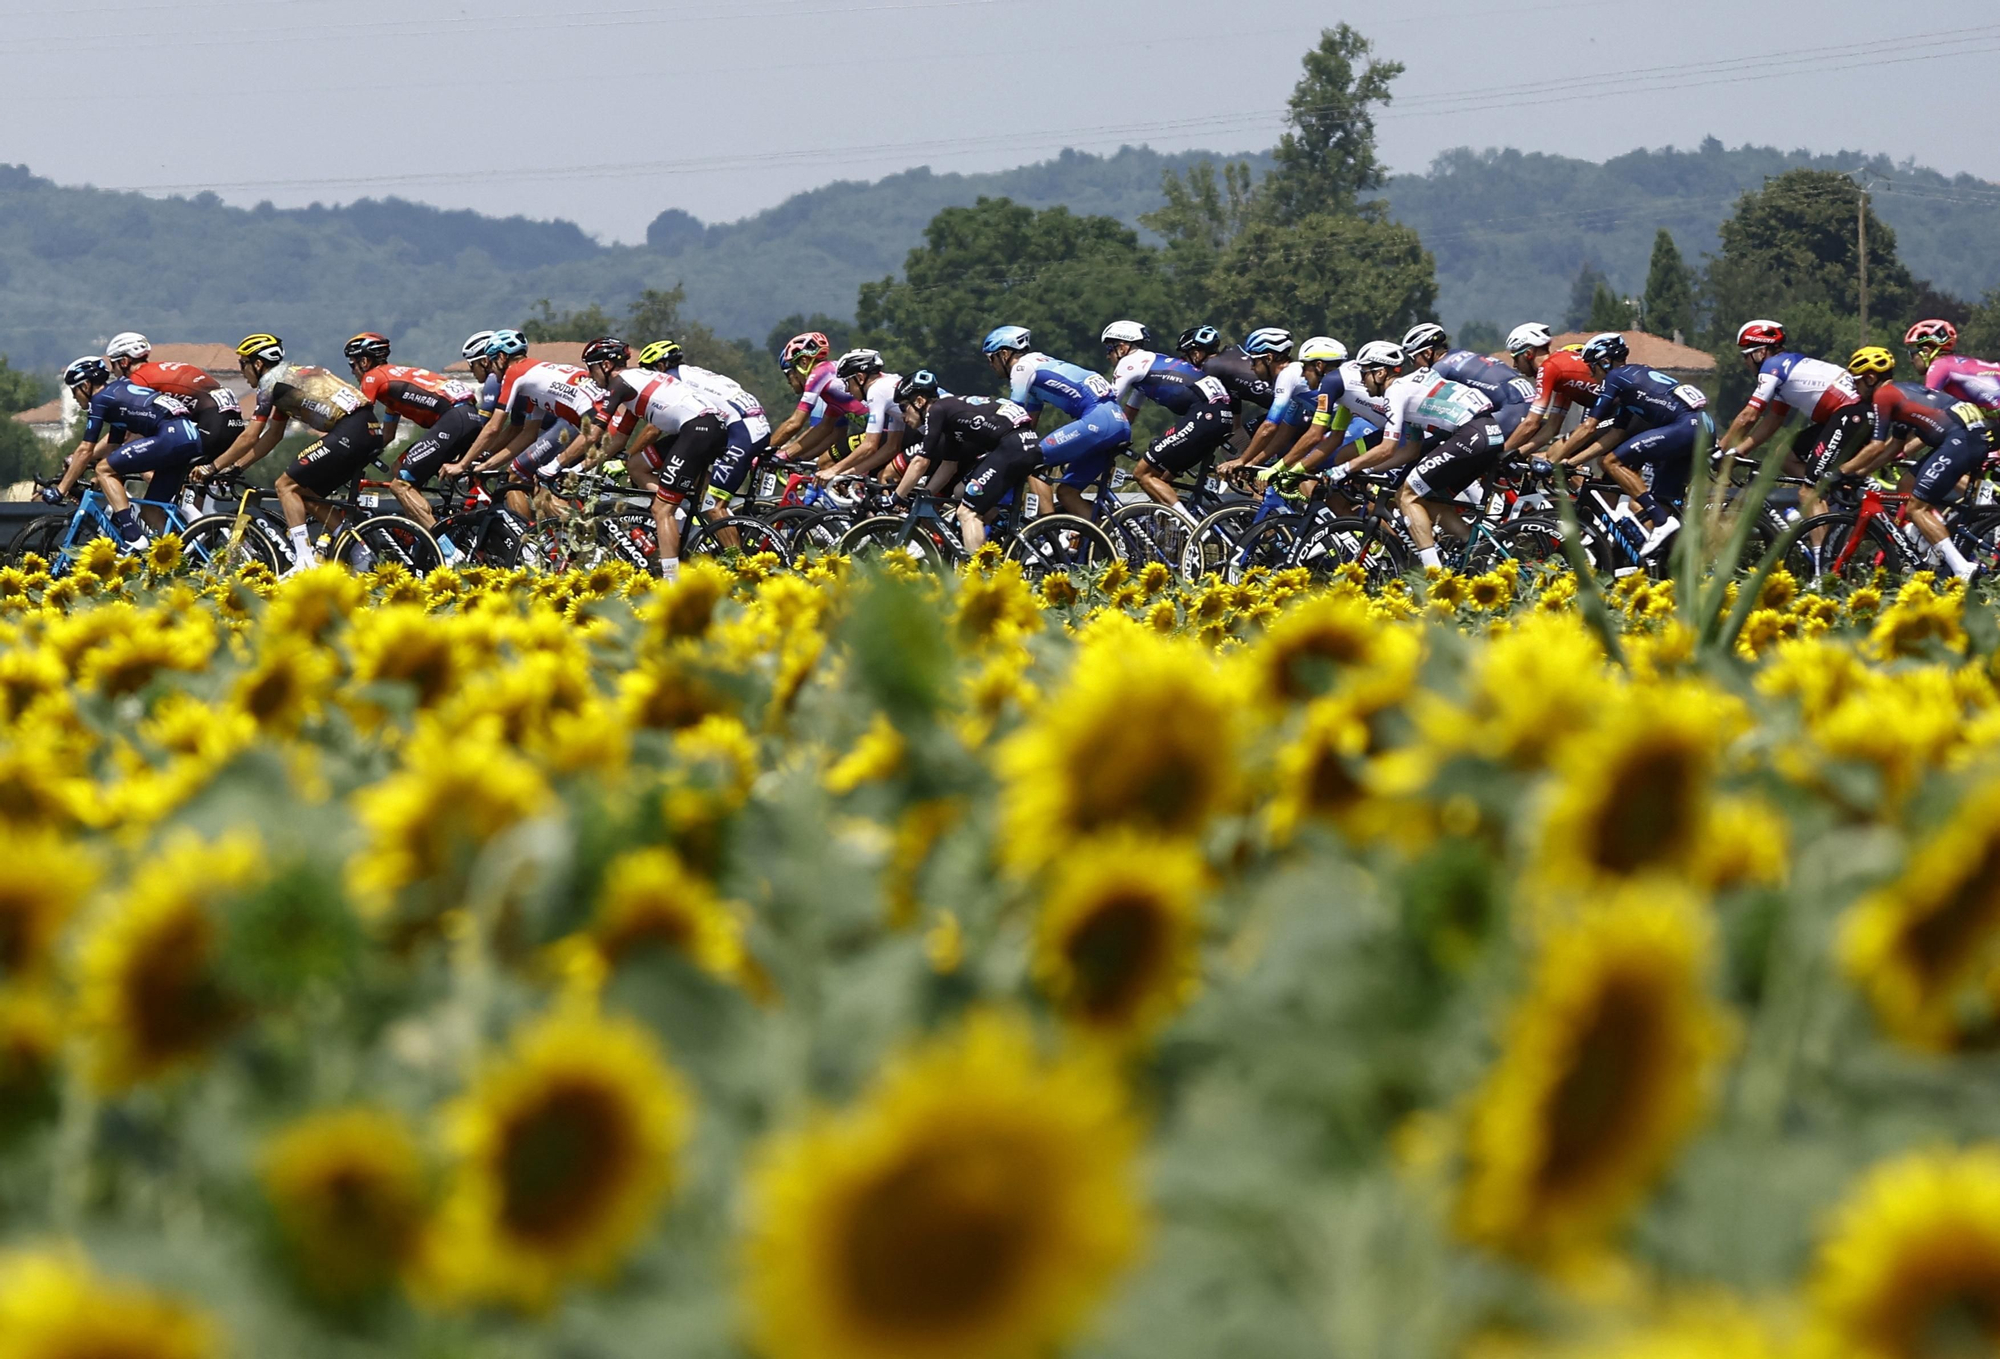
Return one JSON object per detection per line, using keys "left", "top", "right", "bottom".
{"left": 1205, "top": 214, "right": 1435, "bottom": 350}
{"left": 517, "top": 287, "right": 786, "bottom": 409}
{"left": 1586, "top": 283, "right": 1635, "bottom": 333}
{"left": 854, "top": 197, "right": 1173, "bottom": 397}
{"left": 765, "top": 313, "right": 854, "bottom": 364}
{"left": 0, "top": 355, "right": 47, "bottom": 415}
{"left": 1565, "top": 262, "right": 1611, "bottom": 332}
{"left": 1642, "top": 229, "right": 1694, "bottom": 340}
{"left": 1141, "top": 160, "right": 1258, "bottom": 320}
{"left": 1457, "top": 321, "right": 1503, "bottom": 354}
{"left": 1262, "top": 24, "right": 1403, "bottom": 224}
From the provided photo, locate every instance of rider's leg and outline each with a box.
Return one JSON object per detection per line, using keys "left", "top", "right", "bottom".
{"left": 1910, "top": 430, "right": 1987, "bottom": 579}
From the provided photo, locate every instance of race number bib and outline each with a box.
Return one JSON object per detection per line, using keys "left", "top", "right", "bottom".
{"left": 1674, "top": 384, "right": 1709, "bottom": 410}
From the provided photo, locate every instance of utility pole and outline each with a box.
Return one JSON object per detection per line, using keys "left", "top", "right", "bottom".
{"left": 1857, "top": 179, "right": 1870, "bottom": 343}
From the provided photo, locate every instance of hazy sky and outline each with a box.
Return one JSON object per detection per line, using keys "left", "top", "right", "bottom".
{"left": 7, "top": 0, "right": 1998, "bottom": 244}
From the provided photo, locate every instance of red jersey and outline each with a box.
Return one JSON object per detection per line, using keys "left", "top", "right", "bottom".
{"left": 357, "top": 364, "right": 478, "bottom": 428}
{"left": 128, "top": 360, "right": 239, "bottom": 414}
{"left": 1532, "top": 351, "right": 1600, "bottom": 414}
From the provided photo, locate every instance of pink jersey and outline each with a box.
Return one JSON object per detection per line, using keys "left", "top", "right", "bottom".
{"left": 1924, "top": 355, "right": 2000, "bottom": 412}
{"left": 794, "top": 360, "right": 866, "bottom": 419}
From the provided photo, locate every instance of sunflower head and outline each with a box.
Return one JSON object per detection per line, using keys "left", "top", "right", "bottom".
{"left": 266, "top": 563, "right": 365, "bottom": 640}
{"left": 953, "top": 561, "right": 1042, "bottom": 646}
{"left": 348, "top": 605, "right": 467, "bottom": 710}
{"left": 1033, "top": 833, "right": 1205, "bottom": 1045}
{"left": 75, "top": 537, "right": 120, "bottom": 579}
{"left": 232, "top": 636, "right": 338, "bottom": 733}
{"left": 591, "top": 844, "right": 746, "bottom": 982}
{"left": 261, "top": 1107, "right": 429, "bottom": 1305}
{"left": 143, "top": 533, "right": 184, "bottom": 575}
{"left": 0, "top": 1250, "right": 217, "bottom": 1359}
{"left": 643, "top": 559, "right": 733, "bottom": 644}
{"left": 0, "top": 829, "right": 95, "bottom": 979}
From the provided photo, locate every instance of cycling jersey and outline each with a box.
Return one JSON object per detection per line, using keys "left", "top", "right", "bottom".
{"left": 1589, "top": 365, "right": 1709, "bottom": 431}
{"left": 83, "top": 379, "right": 196, "bottom": 443}
{"left": 254, "top": 363, "right": 369, "bottom": 433}
{"left": 499, "top": 361, "right": 606, "bottom": 429}
{"left": 1200, "top": 347, "right": 1274, "bottom": 409}
{"left": 1111, "top": 350, "right": 1226, "bottom": 417}
{"left": 479, "top": 371, "right": 502, "bottom": 417}
{"left": 1267, "top": 361, "right": 1318, "bottom": 427}
{"left": 794, "top": 360, "right": 866, "bottom": 420}
{"left": 1380, "top": 369, "right": 1495, "bottom": 446}
{"left": 602, "top": 369, "right": 735, "bottom": 439}
{"left": 857, "top": 372, "right": 907, "bottom": 435}
{"left": 1870, "top": 380, "right": 1981, "bottom": 448}
{"left": 1007, "top": 352, "right": 1119, "bottom": 420}
{"left": 1745, "top": 352, "right": 1860, "bottom": 422}
{"left": 127, "top": 361, "right": 235, "bottom": 410}
{"left": 678, "top": 364, "right": 772, "bottom": 442}
{"left": 1434, "top": 349, "right": 1535, "bottom": 410}
{"left": 1307, "top": 361, "right": 1390, "bottom": 435}
{"left": 919, "top": 395, "right": 1036, "bottom": 463}
{"left": 1531, "top": 351, "right": 1601, "bottom": 415}
{"left": 356, "top": 365, "right": 478, "bottom": 428}
{"left": 1923, "top": 355, "right": 2000, "bottom": 412}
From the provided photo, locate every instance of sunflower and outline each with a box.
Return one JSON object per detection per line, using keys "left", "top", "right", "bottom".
{"left": 1033, "top": 833, "right": 1204, "bottom": 1044}
{"left": 74, "top": 834, "right": 259, "bottom": 1092}
{"left": 619, "top": 652, "right": 731, "bottom": 731}
{"left": 997, "top": 622, "right": 1236, "bottom": 874}
{"left": 265, "top": 563, "right": 365, "bottom": 641}
{"left": 643, "top": 558, "right": 733, "bottom": 644}
{"left": 590, "top": 845, "right": 746, "bottom": 982}
{"left": 954, "top": 561, "right": 1042, "bottom": 646}
{"left": 1497, "top": 1294, "right": 1786, "bottom": 1358}
{"left": 1810, "top": 1145, "right": 2000, "bottom": 1358}
{"left": 1037, "top": 572, "right": 1079, "bottom": 608}
{"left": 419, "top": 1007, "right": 693, "bottom": 1311}
{"left": 826, "top": 714, "right": 906, "bottom": 794}
{"left": 0, "top": 829, "right": 95, "bottom": 979}
{"left": 742, "top": 1010, "right": 1144, "bottom": 1359}
{"left": 0, "top": 647, "right": 67, "bottom": 726}
{"left": 1841, "top": 778, "right": 2000, "bottom": 1050}
{"left": 1456, "top": 890, "right": 1735, "bottom": 1263}
{"left": 231, "top": 635, "right": 338, "bottom": 734}
{"left": 348, "top": 604, "right": 467, "bottom": 709}
{"left": 260, "top": 1107, "right": 429, "bottom": 1304}
{"left": 143, "top": 532, "right": 183, "bottom": 575}
{"left": 0, "top": 1250, "right": 217, "bottom": 1359}
{"left": 75, "top": 536, "right": 120, "bottom": 579}
{"left": 1146, "top": 599, "right": 1178, "bottom": 633}
{"left": 1443, "top": 613, "right": 1610, "bottom": 769}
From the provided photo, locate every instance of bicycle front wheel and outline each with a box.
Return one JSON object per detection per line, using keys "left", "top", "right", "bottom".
{"left": 1105, "top": 501, "right": 1190, "bottom": 572}
{"left": 685, "top": 516, "right": 789, "bottom": 565}
{"left": 1180, "top": 503, "right": 1260, "bottom": 581}
{"left": 332, "top": 515, "right": 443, "bottom": 576}
{"left": 837, "top": 516, "right": 951, "bottom": 570}
{"left": 181, "top": 513, "right": 283, "bottom": 576}
{"left": 1006, "top": 513, "right": 1119, "bottom": 579}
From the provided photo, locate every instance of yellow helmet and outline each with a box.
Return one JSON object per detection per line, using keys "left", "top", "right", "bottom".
{"left": 235, "top": 333, "right": 285, "bottom": 364}
{"left": 1847, "top": 345, "right": 1896, "bottom": 377}
{"left": 636, "top": 340, "right": 683, "bottom": 370}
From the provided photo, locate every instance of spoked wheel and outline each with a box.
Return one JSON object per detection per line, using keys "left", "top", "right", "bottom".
{"left": 837, "top": 515, "right": 952, "bottom": 570}
{"left": 1005, "top": 513, "right": 1118, "bottom": 580}
{"left": 1790, "top": 513, "right": 1902, "bottom": 587}
{"left": 1106, "top": 501, "right": 1191, "bottom": 572}
{"left": 8, "top": 516, "right": 67, "bottom": 568}
{"left": 685, "top": 515, "right": 789, "bottom": 566}
{"left": 767, "top": 506, "right": 845, "bottom": 562}
{"left": 331, "top": 514, "right": 443, "bottom": 575}
{"left": 181, "top": 513, "right": 283, "bottom": 576}
{"left": 1464, "top": 517, "right": 1567, "bottom": 575}
{"left": 1312, "top": 516, "right": 1410, "bottom": 585}
{"left": 1216, "top": 513, "right": 1304, "bottom": 583}
{"left": 1180, "top": 503, "right": 1260, "bottom": 581}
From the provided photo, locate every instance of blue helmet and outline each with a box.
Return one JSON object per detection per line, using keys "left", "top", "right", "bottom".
{"left": 1243, "top": 327, "right": 1294, "bottom": 357}
{"left": 982, "top": 325, "right": 1032, "bottom": 356}
{"left": 485, "top": 328, "right": 530, "bottom": 359}
{"left": 1580, "top": 332, "right": 1630, "bottom": 368}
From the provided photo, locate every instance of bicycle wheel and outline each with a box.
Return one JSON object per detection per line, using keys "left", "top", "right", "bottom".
{"left": 1464, "top": 516, "right": 1567, "bottom": 574}
{"left": 767, "top": 506, "right": 845, "bottom": 561}
{"left": 1810, "top": 513, "right": 1906, "bottom": 587}
{"left": 685, "top": 516, "right": 789, "bottom": 564}
{"left": 1217, "top": 514, "right": 1305, "bottom": 583}
{"left": 1180, "top": 503, "right": 1261, "bottom": 581}
{"left": 181, "top": 513, "right": 283, "bottom": 576}
{"left": 7, "top": 516, "right": 67, "bottom": 567}
{"left": 594, "top": 514, "right": 660, "bottom": 571}
{"left": 331, "top": 514, "right": 443, "bottom": 576}
{"left": 837, "top": 515, "right": 950, "bottom": 570}
{"left": 1005, "top": 513, "right": 1118, "bottom": 579}
{"left": 1106, "top": 501, "right": 1191, "bottom": 571}
{"left": 1312, "top": 516, "right": 1410, "bottom": 584}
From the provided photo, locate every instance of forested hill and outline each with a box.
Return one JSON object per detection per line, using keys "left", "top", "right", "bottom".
{"left": 1, "top": 140, "right": 1996, "bottom": 371}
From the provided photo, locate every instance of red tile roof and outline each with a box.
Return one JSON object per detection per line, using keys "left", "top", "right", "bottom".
{"left": 12, "top": 398, "right": 67, "bottom": 427}
{"left": 444, "top": 342, "right": 589, "bottom": 374}
{"left": 1547, "top": 330, "right": 1715, "bottom": 373}
{"left": 147, "top": 342, "right": 243, "bottom": 372}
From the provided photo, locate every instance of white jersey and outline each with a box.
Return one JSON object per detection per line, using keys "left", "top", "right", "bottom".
{"left": 860, "top": 372, "right": 906, "bottom": 436}
{"left": 678, "top": 364, "right": 771, "bottom": 442}
{"left": 1746, "top": 353, "right": 1862, "bottom": 423}
{"left": 609, "top": 368, "right": 734, "bottom": 439}
{"left": 1269, "top": 360, "right": 1314, "bottom": 424}
{"left": 1381, "top": 368, "right": 1495, "bottom": 445}
{"left": 1318, "top": 360, "right": 1391, "bottom": 428}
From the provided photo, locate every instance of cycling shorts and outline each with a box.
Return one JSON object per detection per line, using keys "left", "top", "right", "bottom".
{"left": 287, "top": 410, "right": 385, "bottom": 497}
{"left": 397, "top": 402, "right": 485, "bottom": 487}
{"left": 1610, "top": 412, "right": 1710, "bottom": 504}
{"left": 194, "top": 404, "right": 244, "bottom": 461}
{"left": 1141, "top": 406, "right": 1231, "bottom": 475}
{"left": 705, "top": 422, "right": 770, "bottom": 500}
{"left": 1038, "top": 403, "right": 1130, "bottom": 488}
{"left": 1403, "top": 417, "right": 1504, "bottom": 501}
{"left": 106, "top": 419, "right": 203, "bottom": 503}
{"left": 1493, "top": 401, "right": 1532, "bottom": 439}
{"left": 646, "top": 413, "right": 729, "bottom": 504}
{"left": 1791, "top": 405, "right": 1871, "bottom": 483}
{"left": 1913, "top": 420, "right": 1994, "bottom": 506}
{"left": 959, "top": 431, "right": 1043, "bottom": 513}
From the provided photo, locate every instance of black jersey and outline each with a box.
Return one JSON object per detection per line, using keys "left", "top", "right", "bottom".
{"left": 1201, "top": 347, "right": 1275, "bottom": 408}
{"left": 919, "top": 395, "right": 1035, "bottom": 461}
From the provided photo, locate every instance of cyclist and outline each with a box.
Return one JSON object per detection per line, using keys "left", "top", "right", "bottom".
{"left": 1403, "top": 322, "right": 1537, "bottom": 435}
{"left": 1550, "top": 333, "right": 1713, "bottom": 558}
{"left": 343, "top": 332, "right": 483, "bottom": 530}
{"left": 591, "top": 348, "right": 737, "bottom": 581}
{"left": 1178, "top": 325, "right": 1277, "bottom": 412}
{"left": 1717, "top": 319, "right": 1867, "bottom": 523}
{"left": 1261, "top": 338, "right": 1391, "bottom": 483}
{"left": 1501, "top": 322, "right": 1600, "bottom": 454}
{"left": 460, "top": 330, "right": 502, "bottom": 415}
{"left": 895, "top": 370, "right": 1041, "bottom": 553}
{"left": 51, "top": 331, "right": 245, "bottom": 505}
{"left": 446, "top": 330, "right": 608, "bottom": 517}
{"left": 1218, "top": 328, "right": 1302, "bottom": 472}
{"left": 1840, "top": 344, "right": 1993, "bottom": 581}
{"left": 813, "top": 349, "right": 906, "bottom": 483}
{"left": 197, "top": 334, "right": 382, "bottom": 570}
{"left": 637, "top": 340, "right": 773, "bottom": 513}
{"left": 983, "top": 325, "right": 1130, "bottom": 518}
{"left": 60, "top": 355, "right": 205, "bottom": 551}
{"left": 1906, "top": 319, "right": 2000, "bottom": 414}
{"left": 1102, "top": 320, "right": 1235, "bottom": 523}
{"left": 770, "top": 331, "right": 865, "bottom": 463}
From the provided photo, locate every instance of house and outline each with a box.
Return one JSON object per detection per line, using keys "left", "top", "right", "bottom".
{"left": 12, "top": 397, "right": 72, "bottom": 442}
{"left": 1544, "top": 331, "right": 1716, "bottom": 376}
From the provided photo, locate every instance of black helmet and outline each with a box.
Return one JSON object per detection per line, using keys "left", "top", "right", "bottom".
{"left": 63, "top": 356, "right": 111, "bottom": 389}
{"left": 581, "top": 336, "right": 631, "bottom": 367}
{"left": 835, "top": 347, "right": 885, "bottom": 380}
{"left": 1177, "top": 324, "right": 1221, "bottom": 355}
{"left": 343, "top": 331, "right": 392, "bottom": 364}
{"left": 894, "top": 369, "right": 941, "bottom": 403}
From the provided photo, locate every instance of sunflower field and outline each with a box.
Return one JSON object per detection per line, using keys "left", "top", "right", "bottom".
{"left": 1, "top": 536, "right": 1999, "bottom": 1358}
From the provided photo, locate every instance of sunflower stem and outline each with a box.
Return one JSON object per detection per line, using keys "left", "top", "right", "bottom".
{"left": 1674, "top": 420, "right": 1714, "bottom": 624}
{"left": 1697, "top": 447, "right": 1788, "bottom": 650}
{"left": 1550, "top": 473, "right": 1625, "bottom": 666}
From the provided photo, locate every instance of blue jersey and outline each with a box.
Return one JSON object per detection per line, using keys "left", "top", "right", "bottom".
{"left": 1589, "top": 364, "right": 1709, "bottom": 432}
{"left": 1006, "top": 352, "right": 1119, "bottom": 421}
{"left": 82, "top": 379, "right": 196, "bottom": 444}
{"left": 1434, "top": 349, "right": 1534, "bottom": 409}
{"left": 478, "top": 371, "right": 502, "bottom": 417}
{"left": 1110, "top": 350, "right": 1223, "bottom": 417}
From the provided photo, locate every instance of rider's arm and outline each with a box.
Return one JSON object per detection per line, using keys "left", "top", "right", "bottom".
{"left": 443, "top": 405, "right": 514, "bottom": 475}
{"left": 792, "top": 418, "right": 847, "bottom": 465}
{"left": 213, "top": 413, "right": 287, "bottom": 471}
{"left": 1724, "top": 403, "right": 1789, "bottom": 458}
{"left": 1552, "top": 416, "right": 1604, "bottom": 466}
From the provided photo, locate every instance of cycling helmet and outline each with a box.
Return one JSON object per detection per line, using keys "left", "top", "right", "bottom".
{"left": 484, "top": 329, "right": 530, "bottom": 360}
{"left": 1402, "top": 322, "right": 1448, "bottom": 354}
{"left": 1580, "top": 332, "right": 1630, "bottom": 368}
{"left": 982, "top": 325, "right": 1033, "bottom": 356}
{"left": 343, "top": 331, "right": 392, "bottom": 364}
{"left": 460, "top": 329, "right": 498, "bottom": 361}
{"left": 1848, "top": 345, "right": 1897, "bottom": 376}
{"left": 1299, "top": 336, "right": 1347, "bottom": 364}
{"left": 104, "top": 332, "right": 151, "bottom": 363}
{"left": 780, "top": 331, "right": 830, "bottom": 371}
{"left": 581, "top": 336, "right": 631, "bottom": 367}
{"left": 637, "top": 340, "right": 684, "bottom": 370}
{"left": 1100, "top": 319, "right": 1150, "bottom": 347}
{"left": 1904, "top": 318, "right": 1958, "bottom": 354}
{"left": 1177, "top": 324, "right": 1221, "bottom": 355}
{"left": 835, "top": 347, "right": 885, "bottom": 379}
{"left": 1242, "top": 327, "right": 1294, "bottom": 357}
{"left": 235, "top": 333, "right": 285, "bottom": 364}
{"left": 1354, "top": 341, "right": 1404, "bottom": 371}
{"left": 1505, "top": 322, "right": 1553, "bottom": 355}
{"left": 894, "top": 369, "right": 941, "bottom": 403}
{"left": 62, "top": 356, "right": 110, "bottom": 390}
{"left": 1736, "top": 319, "right": 1786, "bottom": 351}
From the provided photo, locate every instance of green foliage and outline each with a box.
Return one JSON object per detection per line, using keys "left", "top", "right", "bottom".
{"left": 1456, "top": 321, "right": 1503, "bottom": 354}
{"left": 764, "top": 312, "right": 854, "bottom": 363}
{"left": 1206, "top": 213, "right": 1436, "bottom": 348}
{"left": 1642, "top": 229, "right": 1695, "bottom": 339}
{"left": 1564, "top": 262, "right": 1611, "bottom": 331}
{"left": 1141, "top": 160, "right": 1259, "bottom": 320}
{"left": 1262, "top": 24, "right": 1402, "bottom": 224}
{"left": 1963, "top": 288, "right": 2000, "bottom": 357}
{"left": 1702, "top": 170, "right": 1917, "bottom": 340}
{"left": 1586, "top": 281, "right": 1636, "bottom": 333}
{"left": 518, "top": 286, "right": 787, "bottom": 410}
{"left": 0, "top": 353, "right": 49, "bottom": 414}
{"left": 0, "top": 416, "right": 54, "bottom": 485}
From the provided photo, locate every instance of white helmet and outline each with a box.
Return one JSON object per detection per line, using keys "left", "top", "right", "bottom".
{"left": 105, "top": 331, "right": 151, "bottom": 362}
{"left": 1355, "top": 341, "right": 1405, "bottom": 370}
{"left": 1299, "top": 336, "right": 1347, "bottom": 364}
{"left": 1505, "top": 322, "right": 1552, "bottom": 355}
{"left": 1100, "top": 319, "right": 1150, "bottom": 347}
{"left": 1402, "top": 322, "right": 1448, "bottom": 353}
{"left": 461, "top": 329, "right": 498, "bottom": 361}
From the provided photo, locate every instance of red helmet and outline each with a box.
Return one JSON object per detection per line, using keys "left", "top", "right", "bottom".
{"left": 780, "top": 331, "right": 830, "bottom": 372}
{"left": 1904, "top": 318, "right": 1958, "bottom": 354}
{"left": 1736, "top": 319, "right": 1786, "bottom": 351}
